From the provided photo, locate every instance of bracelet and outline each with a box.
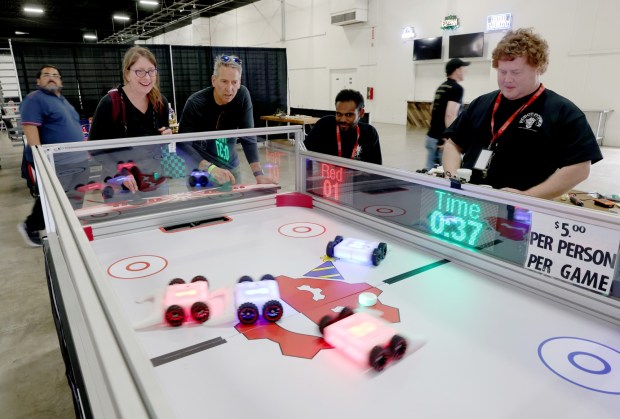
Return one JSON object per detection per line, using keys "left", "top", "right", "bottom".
{"left": 207, "top": 164, "right": 217, "bottom": 174}
{"left": 253, "top": 170, "right": 265, "bottom": 177}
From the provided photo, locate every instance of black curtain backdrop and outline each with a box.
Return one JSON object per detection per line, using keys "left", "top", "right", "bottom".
{"left": 11, "top": 42, "right": 287, "bottom": 128}
{"left": 171, "top": 45, "right": 211, "bottom": 116}
{"left": 73, "top": 45, "right": 126, "bottom": 117}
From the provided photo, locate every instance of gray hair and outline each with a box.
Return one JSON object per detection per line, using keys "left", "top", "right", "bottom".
{"left": 213, "top": 54, "right": 242, "bottom": 77}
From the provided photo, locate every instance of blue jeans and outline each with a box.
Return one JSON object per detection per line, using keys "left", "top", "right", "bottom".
{"left": 424, "top": 135, "right": 442, "bottom": 170}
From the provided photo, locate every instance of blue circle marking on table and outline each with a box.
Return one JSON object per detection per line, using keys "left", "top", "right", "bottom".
{"left": 538, "top": 336, "right": 620, "bottom": 394}
{"left": 568, "top": 351, "right": 611, "bottom": 375}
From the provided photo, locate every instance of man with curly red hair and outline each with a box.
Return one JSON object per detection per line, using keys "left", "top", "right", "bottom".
{"left": 442, "top": 28, "right": 602, "bottom": 199}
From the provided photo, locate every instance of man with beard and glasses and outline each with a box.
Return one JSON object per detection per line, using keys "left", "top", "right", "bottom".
{"left": 18, "top": 65, "right": 86, "bottom": 247}
{"left": 179, "top": 54, "right": 276, "bottom": 185}
{"left": 304, "top": 89, "right": 382, "bottom": 164}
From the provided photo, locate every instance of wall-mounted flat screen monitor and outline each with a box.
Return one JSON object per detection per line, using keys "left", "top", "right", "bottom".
{"left": 449, "top": 32, "right": 484, "bottom": 58}
{"left": 413, "top": 37, "right": 443, "bottom": 61}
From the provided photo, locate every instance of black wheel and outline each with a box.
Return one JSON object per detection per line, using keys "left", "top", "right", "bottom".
{"left": 165, "top": 305, "right": 185, "bottom": 327}
{"left": 238, "top": 275, "right": 253, "bottom": 283}
{"left": 87, "top": 180, "right": 95, "bottom": 185}
{"left": 237, "top": 302, "right": 259, "bottom": 325}
{"left": 318, "top": 315, "right": 334, "bottom": 334}
{"left": 104, "top": 176, "right": 112, "bottom": 183}
{"left": 188, "top": 176, "right": 197, "bottom": 187}
{"left": 198, "top": 175, "right": 208, "bottom": 186}
{"left": 191, "top": 275, "right": 209, "bottom": 287}
{"left": 102, "top": 186, "right": 114, "bottom": 199}
{"left": 389, "top": 335, "right": 407, "bottom": 360}
{"left": 260, "top": 274, "right": 275, "bottom": 281}
{"left": 191, "top": 302, "right": 210, "bottom": 323}
{"left": 263, "top": 300, "right": 283, "bottom": 322}
{"left": 371, "top": 248, "right": 382, "bottom": 266}
{"left": 334, "top": 235, "right": 344, "bottom": 244}
{"left": 74, "top": 183, "right": 84, "bottom": 191}
{"left": 369, "top": 345, "right": 390, "bottom": 372}
{"left": 378, "top": 242, "right": 387, "bottom": 257}
{"left": 326, "top": 241, "right": 336, "bottom": 257}
{"left": 337, "top": 306, "right": 355, "bottom": 320}
{"left": 169, "top": 278, "right": 185, "bottom": 285}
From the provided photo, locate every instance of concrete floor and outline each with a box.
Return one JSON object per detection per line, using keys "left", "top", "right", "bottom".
{"left": 0, "top": 123, "right": 618, "bottom": 418}
{"left": 0, "top": 132, "right": 74, "bottom": 418}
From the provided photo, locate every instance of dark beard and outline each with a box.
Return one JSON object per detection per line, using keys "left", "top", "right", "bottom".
{"left": 43, "top": 84, "right": 62, "bottom": 93}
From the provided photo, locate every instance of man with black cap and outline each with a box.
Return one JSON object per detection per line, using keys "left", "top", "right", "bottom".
{"left": 424, "top": 58, "right": 470, "bottom": 170}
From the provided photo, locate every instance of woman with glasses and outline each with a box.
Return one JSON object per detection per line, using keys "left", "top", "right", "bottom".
{"left": 88, "top": 46, "right": 172, "bottom": 192}
{"left": 89, "top": 46, "right": 171, "bottom": 141}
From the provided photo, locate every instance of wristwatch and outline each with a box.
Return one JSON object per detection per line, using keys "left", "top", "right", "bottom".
{"left": 253, "top": 169, "right": 265, "bottom": 177}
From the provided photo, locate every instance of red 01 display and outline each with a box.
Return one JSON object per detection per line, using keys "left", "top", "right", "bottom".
{"left": 319, "top": 162, "right": 344, "bottom": 201}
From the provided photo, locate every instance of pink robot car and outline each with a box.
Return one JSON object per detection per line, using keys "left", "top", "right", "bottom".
{"left": 164, "top": 276, "right": 211, "bottom": 327}
{"left": 319, "top": 307, "right": 407, "bottom": 371}
{"left": 235, "top": 274, "right": 284, "bottom": 325}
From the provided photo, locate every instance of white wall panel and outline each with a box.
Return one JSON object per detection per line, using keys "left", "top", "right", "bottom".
{"left": 158, "top": 0, "right": 620, "bottom": 146}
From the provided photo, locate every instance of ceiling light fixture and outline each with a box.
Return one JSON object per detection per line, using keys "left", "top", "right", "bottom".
{"left": 23, "top": 6, "right": 44, "bottom": 14}
{"left": 15, "top": 31, "right": 30, "bottom": 35}
{"left": 139, "top": 0, "right": 159, "bottom": 6}
{"left": 83, "top": 34, "right": 98, "bottom": 40}
{"left": 113, "top": 15, "right": 131, "bottom": 21}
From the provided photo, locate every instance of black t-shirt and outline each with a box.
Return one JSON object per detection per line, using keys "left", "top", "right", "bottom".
{"left": 427, "top": 78, "right": 464, "bottom": 141}
{"left": 89, "top": 87, "right": 169, "bottom": 140}
{"left": 178, "top": 85, "right": 258, "bottom": 169}
{"left": 304, "top": 116, "right": 382, "bottom": 164}
{"left": 445, "top": 88, "right": 603, "bottom": 190}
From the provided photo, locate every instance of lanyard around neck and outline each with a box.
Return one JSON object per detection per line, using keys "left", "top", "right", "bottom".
{"left": 336, "top": 124, "right": 361, "bottom": 159}
{"left": 490, "top": 84, "right": 545, "bottom": 146}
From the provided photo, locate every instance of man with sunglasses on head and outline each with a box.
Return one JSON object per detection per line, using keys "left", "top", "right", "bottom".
{"left": 179, "top": 54, "right": 276, "bottom": 185}
{"left": 304, "top": 89, "right": 382, "bottom": 164}
{"left": 18, "top": 65, "right": 86, "bottom": 247}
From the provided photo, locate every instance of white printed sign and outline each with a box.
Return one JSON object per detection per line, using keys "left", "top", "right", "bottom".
{"left": 525, "top": 212, "right": 619, "bottom": 295}
{"left": 486, "top": 13, "right": 512, "bottom": 32}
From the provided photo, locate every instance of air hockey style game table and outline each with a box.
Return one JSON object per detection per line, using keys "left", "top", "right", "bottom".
{"left": 35, "top": 126, "right": 620, "bottom": 418}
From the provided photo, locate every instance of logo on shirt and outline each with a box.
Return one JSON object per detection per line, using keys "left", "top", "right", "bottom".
{"left": 353, "top": 145, "right": 362, "bottom": 160}
{"left": 519, "top": 112, "right": 543, "bottom": 131}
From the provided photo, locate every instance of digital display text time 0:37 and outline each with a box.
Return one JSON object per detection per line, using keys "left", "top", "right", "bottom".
{"left": 419, "top": 189, "right": 500, "bottom": 248}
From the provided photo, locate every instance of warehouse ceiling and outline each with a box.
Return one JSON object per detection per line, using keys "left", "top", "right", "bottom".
{"left": 0, "top": 0, "right": 260, "bottom": 45}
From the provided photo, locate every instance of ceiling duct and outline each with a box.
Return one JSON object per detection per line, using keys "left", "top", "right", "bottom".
{"left": 330, "top": 0, "right": 368, "bottom": 26}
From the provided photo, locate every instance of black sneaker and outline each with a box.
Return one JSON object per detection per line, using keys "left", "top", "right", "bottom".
{"left": 18, "top": 223, "right": 42, "bottom": 247}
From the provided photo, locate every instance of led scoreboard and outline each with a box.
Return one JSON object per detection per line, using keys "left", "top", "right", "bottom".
{"left": 418, "top": 188, "right": 500, "bottom": 249}
{"left": 306, "top": 159, "right": 503, "bottom": 250}
{"left": 307, "top": 161, "right": 356, "bottom": 206}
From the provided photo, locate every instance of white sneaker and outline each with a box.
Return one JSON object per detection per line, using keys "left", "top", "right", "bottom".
{"left": 17, "top": 223, "right": 42, "bottom": 247}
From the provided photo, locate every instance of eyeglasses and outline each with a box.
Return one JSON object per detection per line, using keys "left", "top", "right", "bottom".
{"left": 220, "top": 55, "right": 242, "bottom": 65}
{"left": 41, "top": 73, "right": 61, "bottom": 79}
{"left": 133, "top": 68, "right": 158, "bottom": 78}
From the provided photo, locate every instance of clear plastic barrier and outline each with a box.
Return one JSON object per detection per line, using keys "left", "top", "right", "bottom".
{"left": 303, "top": 157, "right": 620, "bottom": 300}
{"left": 42, "top": 129, "right": 298, "bottom": 225}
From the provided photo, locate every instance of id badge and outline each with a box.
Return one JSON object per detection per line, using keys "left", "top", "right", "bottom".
{"left": 474, "top": 149, "right": 494, "bottom": 171}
